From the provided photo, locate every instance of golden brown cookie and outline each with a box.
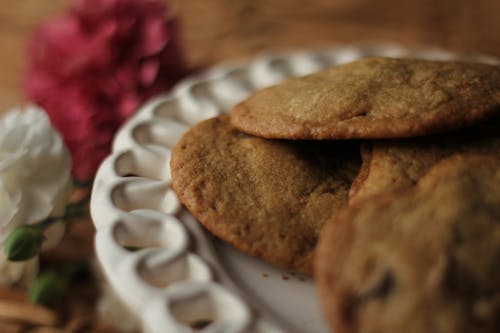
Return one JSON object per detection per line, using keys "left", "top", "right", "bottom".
{"left": 170, "top": 115, "right": 361, "bottom": 274}
{"left": 349, "top": 118, "right": 500, "bottom": 203}
{"left": 230, "top": 57, "right": 500, "bottom": 139}
{"left": 316, "top": 154, "right": 500, "bottom": 333}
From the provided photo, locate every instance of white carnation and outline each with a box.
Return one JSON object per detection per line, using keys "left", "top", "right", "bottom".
{"left": 0, "top": 105, "right": 73, "bottom": 285}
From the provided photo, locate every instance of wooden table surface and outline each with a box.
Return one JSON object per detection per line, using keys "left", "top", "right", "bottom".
{"left": 1, "top": 0, "right": 500, "bottom": 331}
{"left": 2, "top": 0, "right": 500, "bottom": 112}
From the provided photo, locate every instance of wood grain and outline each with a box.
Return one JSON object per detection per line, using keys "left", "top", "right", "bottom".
{"left": 2, "top": 0, "right": 500, "bottom": 112}
{"left": 172, "top": 0, "right": 500, "bottom": 67}
{"left": 0, "top": 0, "right": 67, "bottom": 112}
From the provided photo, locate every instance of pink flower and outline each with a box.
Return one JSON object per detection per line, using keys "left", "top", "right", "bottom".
{"left": 24, "top": 0, "right": 186, "bottom": 181}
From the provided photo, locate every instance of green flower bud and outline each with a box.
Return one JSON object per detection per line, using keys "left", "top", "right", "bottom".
{"left": 29, "top": 271, "right": 68, "bottom": 305}
{"left": 3, "top": 225, "right": 46, "bottom": 261}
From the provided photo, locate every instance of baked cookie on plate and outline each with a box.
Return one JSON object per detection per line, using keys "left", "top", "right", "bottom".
{"left": 316, "top": 154, "right": 500, "bottom": 333}
{"left": 171, "top": 115, "right": 361, "bottom": 274}
{"left": 349, "top": 118, "right": 500, "bottom": 203}
{"left": 230, "top": 57, "right": 500, "bottom": 139}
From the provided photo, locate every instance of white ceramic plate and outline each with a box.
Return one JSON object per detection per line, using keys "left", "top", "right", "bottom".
{"left": 90, "top": 45, "right": 498, "bottom": 333}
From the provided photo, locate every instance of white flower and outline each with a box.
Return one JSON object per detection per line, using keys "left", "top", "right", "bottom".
{"left": 0, "top": 105, "right": 73, "bottom": 285}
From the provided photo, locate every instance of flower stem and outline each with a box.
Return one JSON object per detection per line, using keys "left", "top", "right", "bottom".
{"left": 38, "top": 217, "right": 60, "bottom": 230}
{"left": 63, "top": 195, "right": 90, "bottom": 220}
{"left": 4, "top": 192, "right": 90, "bottom": 262}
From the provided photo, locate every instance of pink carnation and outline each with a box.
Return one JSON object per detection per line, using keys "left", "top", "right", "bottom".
{"left": 24, "top": 0, "right": 186, "bottom": 181}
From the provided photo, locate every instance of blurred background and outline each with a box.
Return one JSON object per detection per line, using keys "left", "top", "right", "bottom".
{"left": 2, "top": 0, "right": 500, "bottom": 111}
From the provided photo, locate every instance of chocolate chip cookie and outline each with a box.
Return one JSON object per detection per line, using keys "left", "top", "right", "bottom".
{"left": 170, "top": 115, "right": 361, "bottom": 274}
{"left": 349, "top": 118, "right": 500, "bottom": 203}
{"left": 230, "top": 57, "right": 500, "bottom": 139}
{"left": 316, "top": 154, "right": 500, "bottom": 333}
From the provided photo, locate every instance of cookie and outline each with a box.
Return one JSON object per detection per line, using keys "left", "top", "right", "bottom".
{"left": 349, "top": 118, "right": 500, "bottom": 203}
{"left": 315, "top": 154, "right": 500, "bottom": 333}
{"left": 170, "top": 115, "right": 361, "bottom": 274}
{"left": 230, "top": 56, "right": 500, "bottom": 139}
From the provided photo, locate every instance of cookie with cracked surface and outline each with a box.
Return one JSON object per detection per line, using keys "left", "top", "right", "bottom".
{"left": 349, "top": 118, "right": 500, "bottom": 203}
{"left": 316, "top": 154, "right": 500, "bottom": 333}
{"left": 170, "top": 115, "right": 361, "bottom": 274}
{"left": 230, "top": 56, "right": 500, "bottom": 139}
